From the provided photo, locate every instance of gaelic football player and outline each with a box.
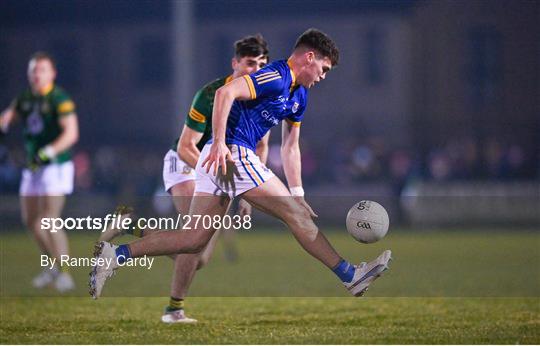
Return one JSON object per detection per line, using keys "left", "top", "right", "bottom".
{"left": 1, "top": 52, "right": 79, "bottom": 292}
{"left": 90, "top": 29, "right": 391, "bottom": 300}
{"left": 98, "top": 35, "right": 269, "bottom": 323}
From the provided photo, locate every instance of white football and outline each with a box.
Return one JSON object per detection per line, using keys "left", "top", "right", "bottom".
{"left": 346, "top": 200, "right": 389, "bottom": 243}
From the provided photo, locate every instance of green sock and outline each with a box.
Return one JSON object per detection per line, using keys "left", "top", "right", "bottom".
{"left": 167, "top": 297, "right": 184, "bottom": 311}
{"left": 60, "top": 263, "right": 69, "bottom": 273}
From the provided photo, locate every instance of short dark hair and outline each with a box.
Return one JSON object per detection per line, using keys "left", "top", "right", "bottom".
{"left": 234, "top": 34, "right": 269, "bottom": 60}
{"left": 29, "top": 51, "right": 57, "bottom": 70}
{"left": 294, "top": 28, "right": 339, "bottom": 66}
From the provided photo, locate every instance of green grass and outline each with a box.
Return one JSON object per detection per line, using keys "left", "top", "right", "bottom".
{"left": 1, "top": 297, "right": 538, "bottom": 344}
{"left": 1, "top": 230, "right": 539, "bottom": 343}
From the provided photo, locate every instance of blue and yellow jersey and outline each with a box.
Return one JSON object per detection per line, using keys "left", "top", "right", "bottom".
{"left": 224, "top": 60, "right": 308, "bottom": 151}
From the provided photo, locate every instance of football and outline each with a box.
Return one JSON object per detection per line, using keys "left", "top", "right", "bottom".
{"left": 346, "top": 200, "right": 389, "bottom": 243}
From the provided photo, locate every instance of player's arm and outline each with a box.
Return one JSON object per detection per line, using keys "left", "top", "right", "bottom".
{"left": 281, "top": 121, "right": 317, "bottom": 217}
{"left": 177, "top": 125, "right": 204, "bottom": 168}
{"left": 281, "top": 120, "right": 302, "bottom": 189}
{"left": 38, "top": 113, "right": 79, "bottom": 162}
{"left": 0, "top": 103, "right": 18, "bottom": 135}
{"left": 203, "top": 77, "right": 252, "bottom": 175}
{"left": 52, "top": 113, "right": 79, "bottom": 153}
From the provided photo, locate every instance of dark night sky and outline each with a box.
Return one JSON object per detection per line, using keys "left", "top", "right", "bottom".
{"left": 0, "top": 0, "right": 416, "bottom": 26}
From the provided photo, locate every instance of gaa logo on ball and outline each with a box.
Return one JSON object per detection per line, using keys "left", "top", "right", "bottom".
{"left": 346, "top": 200, "right": 389, "bottom": 244}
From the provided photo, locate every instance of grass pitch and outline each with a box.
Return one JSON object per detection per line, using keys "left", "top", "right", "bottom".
{"left": 1, "top": 297, "right": 538, "bottom": 344}
{"left": 1, "top": 230, "right": 539, "bottom": 343}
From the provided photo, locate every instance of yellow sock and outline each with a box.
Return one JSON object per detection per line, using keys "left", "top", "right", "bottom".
{"left": 168, "top": 297, "right": 184, "bottom": 311}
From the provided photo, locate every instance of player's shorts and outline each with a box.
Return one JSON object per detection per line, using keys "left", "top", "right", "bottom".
{"left": 194, "top": 144, "right": 274, "bottom": 198}
{"left": 163, "top": 149, "right": 196, "bottom": 192}
{"left": 19, "top": 161, "right": 74, "bottom": 196}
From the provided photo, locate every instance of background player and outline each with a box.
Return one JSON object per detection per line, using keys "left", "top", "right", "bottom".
{"left": 99, "top": 34, "right": 269, "bottom": 323}
{"left": 90, "top": 28, "right": 391, "bottom": 300}
{"left": 1, "top": 52, "right": 79, "bottom": 292}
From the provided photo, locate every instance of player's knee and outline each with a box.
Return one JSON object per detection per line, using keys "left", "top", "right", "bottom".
{"left": 28, "top": 218, "right": 42, "bottom": 233}
{"left": 299, "top": 217, "right": 319, "bottom": 237}
{"left": 283, "top": 204, "right": 319, "bottom": 239}
{"left": 286, "top": 203, "right": 312, "bottom": 227}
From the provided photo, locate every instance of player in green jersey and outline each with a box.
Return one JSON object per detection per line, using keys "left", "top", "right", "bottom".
{"left": 0, "top": 52, "right": 79, "bottom": 292}
{"left": 99, "top": 35, "right": 269, "bottom": 323}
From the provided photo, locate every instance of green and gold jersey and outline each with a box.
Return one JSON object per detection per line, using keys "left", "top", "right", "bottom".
{"left": 171, "top": 75, "right": 233, "bottom": 152}
{"left": 13, "top": 84, "right": 76, "bottom": 166}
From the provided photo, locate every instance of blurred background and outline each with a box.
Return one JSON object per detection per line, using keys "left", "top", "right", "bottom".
{"left": 1, "top": 0, "right": 539, "bottom": 228}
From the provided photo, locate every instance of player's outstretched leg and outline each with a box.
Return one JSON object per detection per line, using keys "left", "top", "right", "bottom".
{"left": 97, "top": 191, "right": 220, "bottom": 321}
{"left": 242, "top": 176, "right": 392, "bottom": 296}
{"left": 89, "top": 241, "right": 118, "bottom": 299}
{"left": 343, "top": 250, "right": 392, "bottom": 296}
{"left": 89, "top": 192, "right": 230, "bottom": 299}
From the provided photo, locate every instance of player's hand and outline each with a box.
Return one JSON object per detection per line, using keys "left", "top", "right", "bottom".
{"left": 32, "top": 152, "right": 48, "bottom": 166}
{"left": 30, "top": 145, "right": 56, "bottom": 169}
{"left": 237, "top": 198, "right": 252, "bottom": 216}
{"left": 34, "top": 146, "right": 54, "bottom": 164}
{"left": 295, "top": 196, "right": 318, "bottom": 218}
{"left": 202, "top": 141, "right": 235, "bottom": 176}
{"left": 214, "top": 163, "right": 242, "bottom": 195}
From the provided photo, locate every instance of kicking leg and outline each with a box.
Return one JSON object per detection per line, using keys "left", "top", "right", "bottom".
{"left": 242, "top": 176, "right": 392, "bottom": 297}
{"left": 242, "top": 176, "right": 341, "bottom": 269}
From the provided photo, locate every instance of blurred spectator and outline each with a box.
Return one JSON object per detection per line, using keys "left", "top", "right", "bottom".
{"left": 484, "top": 138, "right": 505, "bottom": 178}
{"left": 93, "top": 146, "right": 121, "bottom": 194}
{"left": 0, "top": 132, "right": 536, "bottom": 197}
{"left": 330, "top": 137, "right": 356, "bottom": 185}
{"left": 351, "top": 145, "right": 374, "bottom": 177}
{"left": 427, "top": 148, "right": 451, "bottom": 180}
{"left": 501, "top": 143, "right": 526, "bottom": 179}
{"left": 73, "top": 151, "right": 93, "bottom": 192}
{"left": 349, "top": 136, "right": 388, "bottom": 182}
{"left": 389, "top": 149, "right": 413, "bottom": 183}
{"left": 446, "top": 136, "right": 480, "bottom": 179}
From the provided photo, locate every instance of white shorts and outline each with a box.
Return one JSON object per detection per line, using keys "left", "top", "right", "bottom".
{"left": 195, "top": 144, "right": 274, "bottom": 198}
{"left": 19, "top": 161, "right": 74, "bottom": 196}
{"left": 163, "top": 150, "right": 196, "bottom": 192}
